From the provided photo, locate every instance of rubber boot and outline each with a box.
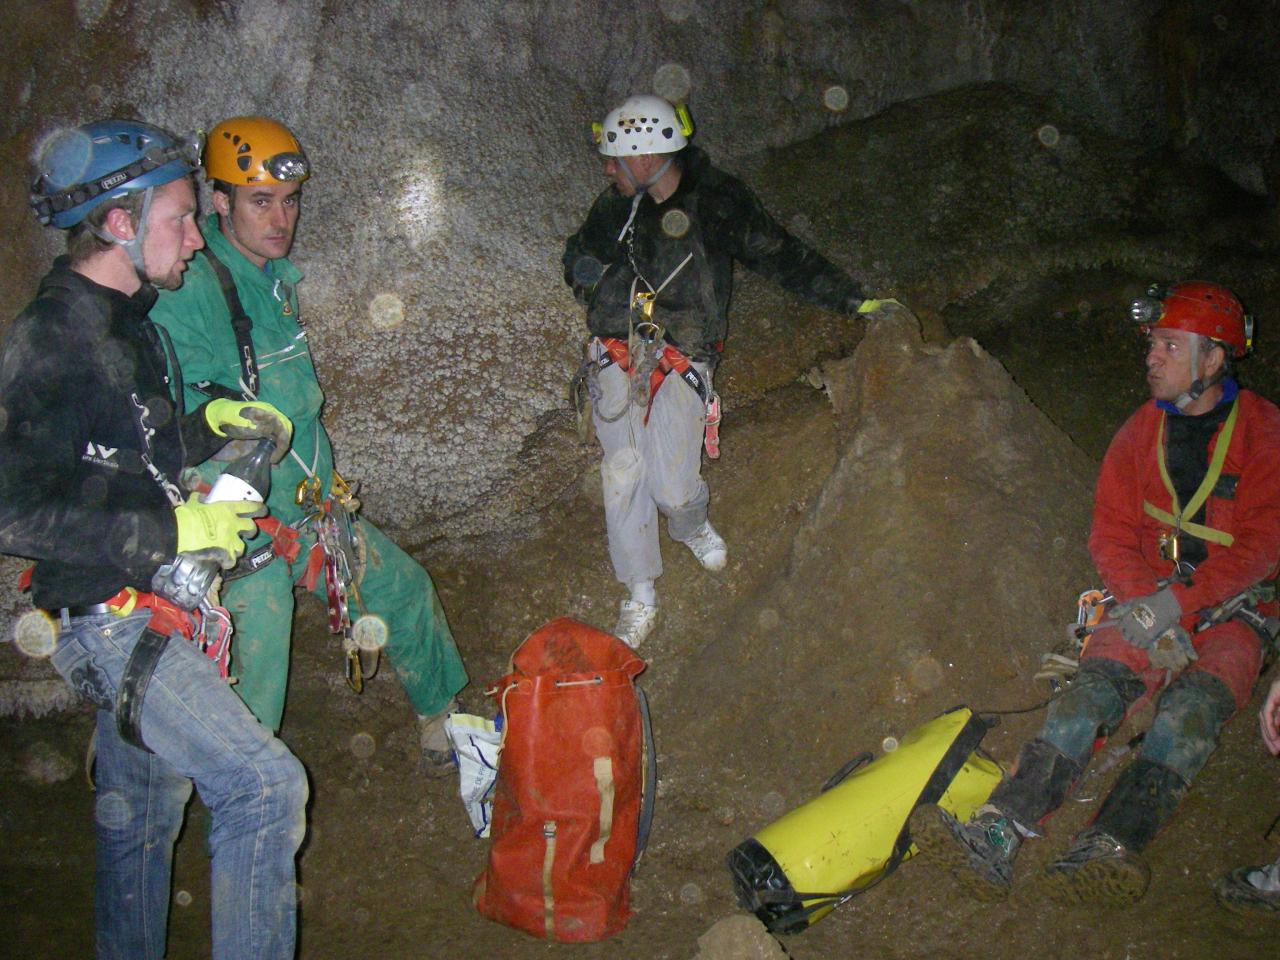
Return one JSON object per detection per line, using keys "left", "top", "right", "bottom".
{"left": 1044, "top": 757, "right": 1188, "bottom": 906}
{"left": 988, "top": 737, "right": 1086, "bottom": 827}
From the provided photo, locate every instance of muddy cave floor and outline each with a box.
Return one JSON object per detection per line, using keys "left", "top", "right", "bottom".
{"left": 5, "top": 285, "right": 1280, "bottom": 960}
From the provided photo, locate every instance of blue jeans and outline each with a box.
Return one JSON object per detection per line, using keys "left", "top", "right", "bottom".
{"left": 50, "top": 609, "right": 308, "bottom": 960}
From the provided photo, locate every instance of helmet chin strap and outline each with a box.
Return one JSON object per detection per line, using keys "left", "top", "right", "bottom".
{"left": 1172, "top": 337, "right": 1225, "bottom": 410}
{"left": 616, "top": 156, "right": 673, "bottom": 242}
{"left": 90, "top": 186, "right": 156, "bottom": 285}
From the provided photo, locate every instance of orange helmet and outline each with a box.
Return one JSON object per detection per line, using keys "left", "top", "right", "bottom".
{"left": 204, "top": 116, "right": 309, "bottom": 186}
{"left": 1131, "top": 281, "right": 1252, "bottom": 357}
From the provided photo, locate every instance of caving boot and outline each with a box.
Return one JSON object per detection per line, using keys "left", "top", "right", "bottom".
{"left": 1044, "top": 756, "right": 1185, "bottom": 905}
{"left": 1043, "top": 827, "right": 1150, "bottom": 905}
{"left": 418, "top": 697, "right": 460, "bottom": 779}
{"left": 683, "top": 521, "right": 727, "bottom": 572}
{"left": 1214, "top": 861, "right": 1280, "bottom": 920}
{"left": 908, "top": 803, "right": 1021, "bottom": 901}
{"left": 614, "top": 599, "right": 659, "bottom": 648}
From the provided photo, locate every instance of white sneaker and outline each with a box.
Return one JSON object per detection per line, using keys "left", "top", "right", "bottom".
{"left": 683, "top": 521, "right": 727, "bottom": 571}
{"left": 614, "top": 599, "right": 659, "bottom": 648}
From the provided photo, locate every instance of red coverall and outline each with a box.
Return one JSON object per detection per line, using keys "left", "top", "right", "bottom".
{"left": 1087, "top": 389, "right": 1280, "bottom": 709}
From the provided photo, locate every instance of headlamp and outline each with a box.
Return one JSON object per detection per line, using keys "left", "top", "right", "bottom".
{"left": 1129, "top": 296, "right": 1163, "bottom": 328}
{"left": 264, "top": 151, "right": 310, "bottom": 182}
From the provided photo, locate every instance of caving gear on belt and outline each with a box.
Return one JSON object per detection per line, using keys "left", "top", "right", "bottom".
{"left": 23, "top": 562, "right": 231, "bottom": 752}
{"left": 294, "top": 471, "right": 376, "bottom": 691}
{"left": 726, "top": 706, "right": 1001, "bottom": 934}
{"left": 587, "top": 335, "right": 722, "bottom": 459}
{"left": 1144, "top": 400, "right": 1239, "bottom": 571}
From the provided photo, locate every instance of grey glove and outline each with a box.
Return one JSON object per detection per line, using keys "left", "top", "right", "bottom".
{"left": 1147, "top": 625, "right": 1198, "bottom": 672}
{"left": 1109, "top": 586, "right": 1182, "bottom": 649}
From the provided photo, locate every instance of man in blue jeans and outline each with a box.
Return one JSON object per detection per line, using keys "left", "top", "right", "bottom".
{"left": 1, "top": 119, "right": 306, "bottom": 959}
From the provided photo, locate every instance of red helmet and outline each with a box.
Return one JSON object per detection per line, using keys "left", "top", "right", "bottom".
{"left": 1146, "top": 281, "right": 1252, "bottom": 357}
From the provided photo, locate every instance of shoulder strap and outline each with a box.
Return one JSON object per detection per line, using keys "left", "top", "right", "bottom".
{"left": 201, "top": 247, "right": 260, "bottom": 398}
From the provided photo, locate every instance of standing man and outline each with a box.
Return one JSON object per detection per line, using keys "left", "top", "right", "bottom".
{"left": 911, "top": 282, "right": 1280, "bottom": 906}
{"left": 564, "top": 94, "right": 876, "bottom": 647}
{"left": 150, "top": 116, "right": 468, "bottom": 773}
{"left": 1, "top": 119, "right": 305, "bottom": 959}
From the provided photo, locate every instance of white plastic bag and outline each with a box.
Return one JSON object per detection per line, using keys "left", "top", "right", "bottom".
{"left": 444, "top": 713, "right": 502, "bottom": 837}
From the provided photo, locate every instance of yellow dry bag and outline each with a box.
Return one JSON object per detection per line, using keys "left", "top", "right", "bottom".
{"left": 726, "top": 706, "right": 1001, "bottom": 933}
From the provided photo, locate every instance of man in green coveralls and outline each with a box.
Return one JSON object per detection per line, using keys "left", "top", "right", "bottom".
{"left": 151, "top": 116, "right": 467, "bottom": 773}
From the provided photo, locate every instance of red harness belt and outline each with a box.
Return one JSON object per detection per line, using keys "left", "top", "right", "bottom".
{"left": 597, "top": 337, "right": 721, "bottom": 458}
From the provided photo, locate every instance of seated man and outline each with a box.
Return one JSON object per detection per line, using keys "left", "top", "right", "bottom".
{"left": 911, "top": 282, "right": 1280, "bottom": 905}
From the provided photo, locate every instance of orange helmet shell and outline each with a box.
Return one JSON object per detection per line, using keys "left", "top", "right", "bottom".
{"left": 205, "top": 116, "right": 309, "bottom": 186}
{"left": 1154, "top": 281, "right": 1249, "bottom": 357}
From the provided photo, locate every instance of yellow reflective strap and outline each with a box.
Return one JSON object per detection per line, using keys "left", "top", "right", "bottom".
{"left": 1143, "top": 500, "right": 1235, "bottom": 546}
{"left": 1151, "top": 400, "right": 1238, "bottom": 547}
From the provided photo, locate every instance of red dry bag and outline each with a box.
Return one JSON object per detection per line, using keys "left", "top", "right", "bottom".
{"left": 473, "top": 617, "right": 654, "bottom": 941}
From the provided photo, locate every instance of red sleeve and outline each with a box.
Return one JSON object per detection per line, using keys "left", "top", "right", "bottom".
{"left": 1171, "top": 393, "right": 1280, "bottom": 612}
{"left": 1088, "top": 405, "right": 1163, "bottom": 602}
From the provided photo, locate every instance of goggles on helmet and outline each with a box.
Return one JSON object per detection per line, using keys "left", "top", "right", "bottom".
{"left": 263, "top": 151, "right": 310, "bottom": 182}
{"left": 30, "top": 130, "right": 203, "bottom": 226}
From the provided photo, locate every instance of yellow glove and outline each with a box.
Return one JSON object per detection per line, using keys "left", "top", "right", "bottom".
{"left": 173, "top": 493, "right": 263, "bottom": 569}
{"left": 856, "top": 298, "right": 904, "bottom": 314}
{"left": 204, "top": 398, "right": 292, "bottom": 461}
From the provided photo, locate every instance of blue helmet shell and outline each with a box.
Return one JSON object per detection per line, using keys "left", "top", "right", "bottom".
{"left": 32, "top": 119, "right": 198, "bottom": 229}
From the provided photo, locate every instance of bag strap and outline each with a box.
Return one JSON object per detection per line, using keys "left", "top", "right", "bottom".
{"left": 631, "top": 685, "right": 657, "bottom": 875}
{"left": 200, "top": 246, "right": 260, "bottom": 398}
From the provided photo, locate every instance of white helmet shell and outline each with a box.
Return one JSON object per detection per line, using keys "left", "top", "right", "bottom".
{"left": 597, "top": 95, "right": 690, "bottom": 156}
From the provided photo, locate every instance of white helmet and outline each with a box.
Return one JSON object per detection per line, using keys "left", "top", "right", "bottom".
{"left": 594, "top": 95, "right": 693, "bottom": 156}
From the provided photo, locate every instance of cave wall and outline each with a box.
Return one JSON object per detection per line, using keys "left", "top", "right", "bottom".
{"left": 0, "top": 0, "right": 1275, "bottom": 542}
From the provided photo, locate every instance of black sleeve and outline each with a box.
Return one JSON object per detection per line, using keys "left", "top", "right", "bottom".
{"left": 563, "top": 190, "right": 624, "bottom": 304}
{"left": 701, "top": 174, "right": 866, "bottom": 313}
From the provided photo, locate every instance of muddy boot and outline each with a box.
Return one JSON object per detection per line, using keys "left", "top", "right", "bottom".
{"left": 1043, "top": 828, "right": 1150, "bottom": 905}
{"left": 1214, "top": 861, "right": 1280, "bottom": 919}
{"left": 1044, "top": 757, "right": 1186, "bottom": 905}
{"left": 908, "top": 803, "right": 1022, "bottom": 901}
{"left": 418, "top": 698, "right": 460, "bottom": 779}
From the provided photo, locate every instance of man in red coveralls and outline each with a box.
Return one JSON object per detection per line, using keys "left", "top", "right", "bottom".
{"left": 911, "top": 281, "right": 1280, "bottom": 906}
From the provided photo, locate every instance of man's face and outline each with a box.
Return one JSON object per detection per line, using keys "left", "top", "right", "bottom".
{"left": 215, "top": 181, "right": 301, "bottom": 268}
{"left": 141, "top": 177, "right": 203, "bottom": 291}
{"left": 1145, "top": 328, "right": 1206, "bottom": 402}
{"left": 602, "top": 153, "right": 660, "bottom": 197}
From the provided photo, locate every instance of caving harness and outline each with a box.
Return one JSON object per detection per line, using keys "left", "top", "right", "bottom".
{"left": 570, "top": 276, "right": 722, "bottom": 458}
{"left": 196, "top": 245, "right": 382, "bottom": 692}
{"left": 1146, "top": 401, "right": 1238, "bottom": 570}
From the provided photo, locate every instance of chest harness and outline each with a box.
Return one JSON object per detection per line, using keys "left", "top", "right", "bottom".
{"left": 25, "top": 304, "right": 234, "bottom": 752}
{"left": 197, "top": 247, "right": 380, "bottom": 692}
{"left": 1144, "top": 400, "right": 1238, "bottom": 571}
{"left": 571, "top": 209, "right": 723, "bottom": 458}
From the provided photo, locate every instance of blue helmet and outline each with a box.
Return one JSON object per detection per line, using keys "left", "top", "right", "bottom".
{"left": 30, "top": 119, "right": 201, "bottom": 229}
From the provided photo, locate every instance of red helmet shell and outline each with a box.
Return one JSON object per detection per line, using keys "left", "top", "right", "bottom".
{"left": 1156, "top": 281, "right": 1248, "bottom": 357}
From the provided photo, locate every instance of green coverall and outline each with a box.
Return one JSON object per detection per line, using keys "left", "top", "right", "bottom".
{"left": 151, "top": 215, "right": 467, "bottom": 731}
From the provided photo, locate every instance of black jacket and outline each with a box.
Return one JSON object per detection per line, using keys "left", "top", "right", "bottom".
{"left": 563, "top": 145, "right": 865, "bottom": 356}
{"left": 0, "top": 258, "right": 224, "bottom": 609}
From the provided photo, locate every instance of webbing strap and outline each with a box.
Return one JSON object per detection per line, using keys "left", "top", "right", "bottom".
{"left": 1148, "top": 400, "right": 1239, "bottom": 548}
{"left": 115, "top": 626, "right": 171, "bottom": 752}
{"left": 201, "top": 247, "right": 260, "bottom": 398}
